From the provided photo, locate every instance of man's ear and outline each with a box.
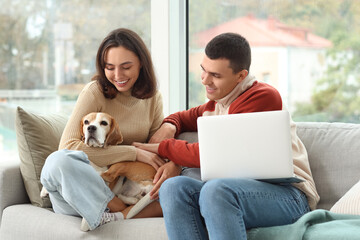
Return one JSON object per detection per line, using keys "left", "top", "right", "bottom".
{"left": 237, "top": 69, "right": 248, "bottom": 83}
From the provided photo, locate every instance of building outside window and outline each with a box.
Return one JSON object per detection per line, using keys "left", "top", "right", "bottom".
{"left": 188, "top": 0, "right": 360, "bottom": 123}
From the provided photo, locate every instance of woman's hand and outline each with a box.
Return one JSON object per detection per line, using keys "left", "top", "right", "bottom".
{"left": 133, "top": 142, "right": 160, "bottom": 154}
{"left": 149, "top": 123, "right": 177, "bottom": 143}
{"left": 135, "top": 147, "right": 165, "bottom": 170}
{"left": 150, "top": 161, "right": 182, "bottom": 200}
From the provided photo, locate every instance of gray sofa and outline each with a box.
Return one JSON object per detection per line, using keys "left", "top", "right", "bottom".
{"left": 1, "top": 122, "right": 360, "bottom": 239}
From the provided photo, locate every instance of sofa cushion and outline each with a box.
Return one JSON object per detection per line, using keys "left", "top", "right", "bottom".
{"left": 330, "top": 180, "right": 360, "bottom": 215}
{"left": 296, "top": 122, "right": 360, "bottom": 210}
{"left": 177, "top": 132, "right": 202, "bottom": 180}
{"left": 0, "top": 204, "right": 168, "bottom": 240}
{"left": 15, "top": 107, "right": 68, "bottom": 208}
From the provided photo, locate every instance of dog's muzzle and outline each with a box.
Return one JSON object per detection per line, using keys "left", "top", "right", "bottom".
{"left": 88, "top": 125, "right": 97, "bottom": 133}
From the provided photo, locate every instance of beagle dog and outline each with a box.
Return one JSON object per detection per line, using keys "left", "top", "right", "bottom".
{"left": 81, "top": 112, "right": 123, "bottom": 148}
{"left": 41, "top": 112, "right": 156, "bottom": 206}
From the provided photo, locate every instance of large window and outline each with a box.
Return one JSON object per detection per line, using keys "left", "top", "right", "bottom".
{"left": 188, "top": 0, "right": 360, "bottom": 123}
{"left": 0, "top": 0, "right": 150, "bottom": 160}
{"left": 2, "top": 0, "right": 360, "bottom": 160}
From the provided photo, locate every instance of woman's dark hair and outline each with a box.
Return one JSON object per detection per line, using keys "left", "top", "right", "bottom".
{"left": 92, "top": 28, "right": 157, "bottom": 99}
{"left": 205, "top": 32, "right": 251, "bottom": 73}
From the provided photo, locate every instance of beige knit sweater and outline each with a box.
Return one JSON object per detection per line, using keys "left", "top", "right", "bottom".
{"left": 59, "top": 81, "right": 164, "bottom": 167}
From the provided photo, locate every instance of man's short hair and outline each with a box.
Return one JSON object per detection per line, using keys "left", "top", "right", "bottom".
{"left": 205, "top": 32, "right": 251, "bottom": 73}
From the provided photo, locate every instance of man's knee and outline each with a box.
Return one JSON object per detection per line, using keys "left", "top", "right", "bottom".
{"left": 159, "top": 177, "right": 182, "bottom": 210}
{"left": 200, "top": 179, "right": 222, "bottom": 203}
{"left": 199, "top": 178, "right": 243, "bottom": 207}
{"left": 160, "top": 176, "right": 202, "bottom": 207}
{"left": 160, "top": 176, "right": 188, "bottom": 198}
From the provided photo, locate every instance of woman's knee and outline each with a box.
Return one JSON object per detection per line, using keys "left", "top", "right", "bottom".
{"left": 42, "top": 149, "right": 89, "bottom": 178}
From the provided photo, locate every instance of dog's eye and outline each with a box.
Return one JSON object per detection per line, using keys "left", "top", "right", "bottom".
{"left": 100, "top": 121, "right": 108, "bottom": 126}
{"left": 84, "top": 120, "right": 89, "bottom": 125}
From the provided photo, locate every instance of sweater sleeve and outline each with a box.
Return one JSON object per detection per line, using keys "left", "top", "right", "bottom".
{"left": 58, "top": 82, "right": 137, "bottom": 167}
{"left": 147, "top": 91, "right": 164, "bottom": 141}
{"left": 162, "top": 103, "right": 208, "bottom": 137}
{"left": 159, "top": 139, "right": 200, "bottom": 167}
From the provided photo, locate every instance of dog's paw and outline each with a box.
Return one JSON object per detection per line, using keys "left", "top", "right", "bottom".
{"left": 40, "top": 187, "right": 49, "bottom": 198}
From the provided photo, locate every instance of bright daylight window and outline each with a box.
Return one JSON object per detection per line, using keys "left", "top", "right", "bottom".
{"left": 188, "top": 0, "right": 360, "bottom": 123}
{"left": 0, "top": 0, "right": 150, "bottom": 160}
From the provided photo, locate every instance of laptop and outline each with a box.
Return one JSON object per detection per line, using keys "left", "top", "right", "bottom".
{"left": 197, "top": 110, "right": 303, "bottom": 183}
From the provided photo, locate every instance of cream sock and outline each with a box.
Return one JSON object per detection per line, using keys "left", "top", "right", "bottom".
{"left": 113, "top": 212, "right": 124, "bottom": 220}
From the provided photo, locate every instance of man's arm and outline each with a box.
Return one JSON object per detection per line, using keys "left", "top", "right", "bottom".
{"left": 159, "top": 139, "right": 200, "bottom": 168}
{"left": 158, "top": 83, "right": 283, "bottom": 167}
{"left": 142, "top": 82, "right": 284, "bottom": 168}
{"left": 161, "top": 104, "right": 208, "bottom": 137}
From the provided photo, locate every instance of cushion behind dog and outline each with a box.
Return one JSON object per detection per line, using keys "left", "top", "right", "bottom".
{"left": 15, "top": 106, "right": 68, "bottom": 208}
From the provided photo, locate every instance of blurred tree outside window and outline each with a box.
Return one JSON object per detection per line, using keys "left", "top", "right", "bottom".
{"left": 0, "top": 0, "right": 150, "bottom": 159}
{"left": 188, "top": 0, "right": 360, "bottom": 123}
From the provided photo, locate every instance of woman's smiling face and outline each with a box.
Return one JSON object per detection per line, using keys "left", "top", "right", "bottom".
{"left": 104, "top": 46, "right": 142, "bottom": 93}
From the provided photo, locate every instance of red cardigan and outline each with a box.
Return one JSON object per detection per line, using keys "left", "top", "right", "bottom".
{"left": 158, "top": 81, "right": 282, "bottom": 167}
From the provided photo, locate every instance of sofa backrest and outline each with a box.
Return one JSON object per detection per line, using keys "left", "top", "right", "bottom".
{"left": 178, "top": 122, "right": 360, "bottom": 210}
{"left": 296, "top": 122, "right": 360, "bottom": 210}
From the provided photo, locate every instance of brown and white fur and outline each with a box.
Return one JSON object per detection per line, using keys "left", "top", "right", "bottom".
{"left": 41, "top": 112, "right": 156, "bottom": 206}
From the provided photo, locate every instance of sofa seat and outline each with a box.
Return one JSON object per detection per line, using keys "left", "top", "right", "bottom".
{"left": 1, "top": 204, "right": 167, "bottom": 240}
{"left": 1, "top": 121, "right": 360, "bottom": 239}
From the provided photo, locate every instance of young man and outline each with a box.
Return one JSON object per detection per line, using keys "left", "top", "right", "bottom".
{"left": 134, "top": 32, "right": 319, "bottom": 240}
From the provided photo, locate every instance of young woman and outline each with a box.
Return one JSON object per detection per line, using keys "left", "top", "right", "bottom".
{"left": 40, "top": 28, "right": 165, "bottom": 231}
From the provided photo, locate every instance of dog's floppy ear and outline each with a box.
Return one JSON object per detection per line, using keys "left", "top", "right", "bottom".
{"left": 80, "top": 117, "right": 85, "bottom": 142}
{"left": 105, "top": 117, "right": 123, "bottom": 146}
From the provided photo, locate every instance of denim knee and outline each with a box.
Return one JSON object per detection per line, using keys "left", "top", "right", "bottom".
{"left": 159, "top": 177, "right": 176, "bottom": 196}
{"left": 199, "top": 179, "right": 231, "bottom": 206}
{"left": 160, "top": 177, "right": 189, "bottom": 200}
{"left": 41, "top": 149, "right": 89, "bottom": 181}
{"left": 160, "top": 176, "right": 203, "bottom": 209}
{"left": 160, "top": 176, "right": 197, "bottom": 195}
{"left": 159, "top": 177, "right": 182, "bottom": 211}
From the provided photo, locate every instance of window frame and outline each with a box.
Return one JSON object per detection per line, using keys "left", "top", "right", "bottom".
{"left": 151, "top": 0, "right": 188, "bottom": 116}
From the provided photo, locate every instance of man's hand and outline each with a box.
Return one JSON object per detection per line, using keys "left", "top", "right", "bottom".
{"left": 135, "top": 147, "right": 165, "bottom": 170}
{"left": 133, "top": 142, "right": 181, "bottom": 199}
{"left": 149, "top": 123, "right": 177, "bottom": 143}
{"left": 150, "top": 161, "right": 182, "bottom": 200}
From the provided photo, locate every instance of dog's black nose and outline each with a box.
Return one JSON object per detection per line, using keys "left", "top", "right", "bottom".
{"left": 88, "top": 125, "right": 97, "bottom": 133}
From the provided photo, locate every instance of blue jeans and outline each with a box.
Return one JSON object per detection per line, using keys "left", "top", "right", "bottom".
{"left": 40, "top": 149, "right": 114, "bottom": 230}
{"left": 159, "top": 176, "right": 310, "bottom": 240}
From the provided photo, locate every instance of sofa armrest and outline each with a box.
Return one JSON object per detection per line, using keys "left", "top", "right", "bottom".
{"left": 0, "top": 159, "right": 29, "bottom": 224}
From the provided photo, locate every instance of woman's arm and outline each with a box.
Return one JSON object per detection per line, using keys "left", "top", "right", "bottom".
{"left": 147, "top": 91, "right": 165, "bottom": 143}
